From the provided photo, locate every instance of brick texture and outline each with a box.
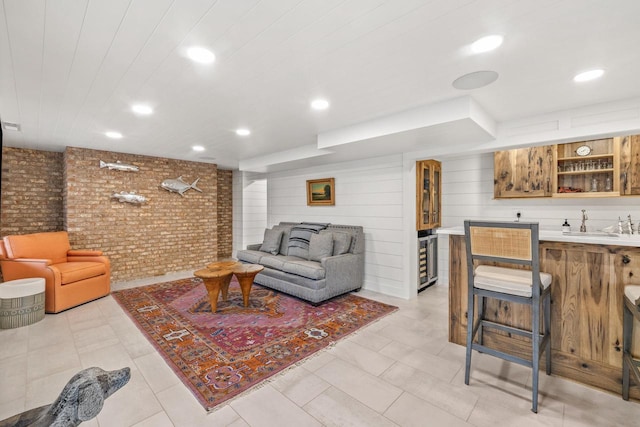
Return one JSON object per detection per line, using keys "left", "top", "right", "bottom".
{"left": 63, "top": 147, "right": 221, "bottom": 282}
{"left": 217, "top": 169, "right": 233, "bottom": 258}
{"left": 1, "top": 147, "right": 64, "bottom": 235}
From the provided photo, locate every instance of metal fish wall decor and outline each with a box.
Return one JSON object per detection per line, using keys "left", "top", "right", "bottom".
{"left": 99, "top": 160, "right": 139, "bottom": 172}
{"left": 111, "top": 191, "right": 148, "bottom": 204}
{"left": 160, "top": 176, "right": 202, "bottom": 196}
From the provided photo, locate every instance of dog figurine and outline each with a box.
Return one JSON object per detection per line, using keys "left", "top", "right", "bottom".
{"left": 0, "top": 366, "right": 131, "bottom": 427}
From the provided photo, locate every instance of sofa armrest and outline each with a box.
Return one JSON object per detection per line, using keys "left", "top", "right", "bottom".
{"left": 3, "top": 258, "right": 53, "bottom": 265}
{"left": 0, "top": 259, "right": 58, "bottom": 283}
{"left": 67, "top": 255, "right": 111, "bottom": 267}
{"left": 246, "top": 243, "right": 262, "bottom": 251}
{"left": 321, "top": 253, "right": 364, "bottom": 291}
{"left": 68, "top": 249, "right": 103, "bottom": 256}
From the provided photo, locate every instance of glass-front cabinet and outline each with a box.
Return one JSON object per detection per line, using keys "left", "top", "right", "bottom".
{"left": 416, "top": 159, "right": 442, "bottom": 230}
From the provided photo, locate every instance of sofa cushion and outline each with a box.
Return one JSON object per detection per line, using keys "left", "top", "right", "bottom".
{"left": 259, "top": 255, "right": 301, "bottom": 270}
{"left": 259, "top": 228, "right": 283, "bottom": 255}
{"left": 281, "top": 260, "right": 326, "bottom": 280}
{"left": 54, "top": 262, "right": 106, "bottom": 285}
{"left": 272, "top": 225, "right": 292, "bottom": 255}
{"left": 3, "top": 231, "right": 71, "bottom": 264}
{"left": 308, "top": 233, "right": 333, "bottom": 262}
{"left": 287, "top": 223, "right": 329, "bottom": 259}
{"left": 332, "top": 232, "right": 352, "bottom": 256}
{"left": 237, "top": 250, "right": 264, "bottom": 264}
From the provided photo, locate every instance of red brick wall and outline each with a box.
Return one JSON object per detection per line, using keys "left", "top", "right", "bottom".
{"left": 63, "top": 147, "right": 220, "bottom": 282}
{"left": 1, "top": 147, "right": 64, "bottom": 235}
{"left": 217, "top": 169, "right": 233, "bottom": 258}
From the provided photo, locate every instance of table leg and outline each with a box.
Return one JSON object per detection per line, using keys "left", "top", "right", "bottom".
{"left": 202, "top": 278, "right": 221, "bottom": 312}
{"left": 220, "top": 275, "right": 232, "bottom": 301}
{"left": 236, "top": 274, "right": 254, "bottom": 307}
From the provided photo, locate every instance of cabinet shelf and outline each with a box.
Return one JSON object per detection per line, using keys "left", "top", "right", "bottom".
{"left": 552, "top": 191, "right": 621, "bottom": 198}
{"left": 558, "top": 168, "right": 614, "bottom": 175}
{"left": 558, "top": 154, "right": 613, "bottom": 162}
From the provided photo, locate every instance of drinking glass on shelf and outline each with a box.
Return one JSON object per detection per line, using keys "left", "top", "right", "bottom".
{"left": 605, "top": 176, "right": 612, "bottom": 191}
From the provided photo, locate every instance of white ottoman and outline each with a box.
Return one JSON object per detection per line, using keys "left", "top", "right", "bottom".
{"left": 0, "top": 278, "right": 46, "bottom": 329}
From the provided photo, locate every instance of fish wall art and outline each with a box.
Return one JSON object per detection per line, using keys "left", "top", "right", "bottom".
{"left": 160, "top": 176, "right": 202, "bottom": 196}
{"left": 111, "top": 191, "right": 148, "bottom": 204}
{"left": 99, "top": 160, "right": 139, "bottom": 172}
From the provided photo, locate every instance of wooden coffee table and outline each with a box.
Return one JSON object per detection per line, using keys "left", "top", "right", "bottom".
{"left": 207, "top": 257, "right": 239, "bottom": 271}
{"left": 231, "top": 264, "right": 264, "bottom": 307}
{"left": 193, "top": 268, "right": 234, "bottom": 312}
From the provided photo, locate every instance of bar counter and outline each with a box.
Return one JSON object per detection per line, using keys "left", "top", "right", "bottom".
{"left": 438, "top": 226, "right": 640, "bottom": 400}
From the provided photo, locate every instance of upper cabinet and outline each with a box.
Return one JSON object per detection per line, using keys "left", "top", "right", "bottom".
{"left": 620, "top": 134, "right": 640, "bottom": 195}
{"left": 416, "top": 159, "right": 441, "bottom": 230}
{"left": 494, "top": 134, "right": 640, "bottom": 199}
{"left": 552, "top": 137, "right": 620, "bottom": 197}
{"left": 494, "top": 145, "right": 554, "bottom": 198}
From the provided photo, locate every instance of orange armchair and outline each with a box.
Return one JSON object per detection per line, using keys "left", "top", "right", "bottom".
{"left": 0, "top": 231, "right": 110, "bottom": 313}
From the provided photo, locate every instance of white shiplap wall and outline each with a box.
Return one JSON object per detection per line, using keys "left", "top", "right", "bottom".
{"left": 437, "top": 152, "right": 640, "bottom": 283}
{"left": 232, "top": 171, "right": 267, "bottom": 256}
{"left": 266, "top": 154, "right": 406, "bottom": 298}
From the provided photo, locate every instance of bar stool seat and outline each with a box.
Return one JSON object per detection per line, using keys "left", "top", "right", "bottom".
{"left": 622, "top": 285, "right": 640, "bottom": 400}
{"left": 474, "top": 265, "right": 552, "bottom": 297}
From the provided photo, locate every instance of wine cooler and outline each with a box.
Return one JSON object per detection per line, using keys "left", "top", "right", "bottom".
{"left": 418, "top": 233, "right": 438, "bottom": 292}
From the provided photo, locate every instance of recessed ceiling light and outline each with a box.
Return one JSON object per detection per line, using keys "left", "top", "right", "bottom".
{"left": 1, "top": 122, "right": 20, "bottom": 131}
{"left": 131, "top": 104, "right": 153, "bottom": 115}
{"left": 311, "top": 99, "right": 329, "bottom": 110}
{"left": 192, "top": 145, "right": 205, "bottom": 152}
{"left": 573, "top": 69, "right": 604, "bottom": 82}
{"left": 105, "top": 131, "right": 123, "bottom": 139}
{"left": 471, "top": 35, "right": 503, "bottom": 53}
{"left": 187, "top": 46, "right": 215, "bottom": 64}
{"left": 236, "top": 128, "right": 251, "bottom": 136}
{"left": 452, "top": 70, "right": 499, "bottom": 90}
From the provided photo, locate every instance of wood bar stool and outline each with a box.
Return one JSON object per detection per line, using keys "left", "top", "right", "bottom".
{"left": 464, "top": 220, "right": 552, "bottom": 413}
{"left": 623, "top": 285, "right": 640, "bottom": 400}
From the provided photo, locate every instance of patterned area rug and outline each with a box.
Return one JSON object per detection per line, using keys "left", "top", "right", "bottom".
{"left": 112, "top": 277, "right": 397, "bottom": 411}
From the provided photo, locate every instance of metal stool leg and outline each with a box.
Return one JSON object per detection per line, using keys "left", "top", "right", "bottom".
{"left": 531, "top": 296, "right": 541, "bottom": 413}
{"left": 465, "top": 290, "right": 475, "bottom": 385}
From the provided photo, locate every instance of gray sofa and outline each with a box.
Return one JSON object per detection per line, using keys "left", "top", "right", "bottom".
{"left": 236, "top": 222, "right": 364, "bottom": 304}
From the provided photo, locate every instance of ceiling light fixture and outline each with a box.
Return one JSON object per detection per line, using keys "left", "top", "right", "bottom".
{"left": 131, "top": 104, "right": 153, "bottom": 115}
{"left": 105, "top": 131, "right": 123, "bottom": 139}
{"left": 192, "top": 145, "right": 205, "bottom": 152}
{"left": 452, "top": 70, "right": 499, "bottom": 90}
{"left": 236, "top": 128, "right": 251, "bottom": 136}
{"left": 311, "top": 99, "right": 329, "bottom": 110}
{"left": 471, "top": 35, "right": 503, "bottom": 53}
{"left": 573, "top": 69, "right": 604, "bottom": 82}
{"left": 187, "top": 46, "right": 215, "bottom": 64}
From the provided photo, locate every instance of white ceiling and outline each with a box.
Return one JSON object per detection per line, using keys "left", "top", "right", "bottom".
{"left": 1, "top": 0, "right": 639, "bottom": 171}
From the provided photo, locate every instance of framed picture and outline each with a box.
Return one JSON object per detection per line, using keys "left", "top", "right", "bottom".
{"left": 307, "top": 178, "right": 335, "bottom": 206}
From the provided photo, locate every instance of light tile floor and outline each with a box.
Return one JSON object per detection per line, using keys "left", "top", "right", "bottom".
{"left": 1, "top": 272, "right": 640, "bottom": 426}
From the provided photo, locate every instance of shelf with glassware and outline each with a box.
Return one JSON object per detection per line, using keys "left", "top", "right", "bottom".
{"left": 416, "top": 159, "right": 441, "bottom": 230}
{"left": 552, "top": 137, "right": 621, "bottom": 197}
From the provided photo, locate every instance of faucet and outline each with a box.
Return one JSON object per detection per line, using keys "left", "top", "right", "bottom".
{"left": 580, "top": 209, "right": 588, "bottom": 232}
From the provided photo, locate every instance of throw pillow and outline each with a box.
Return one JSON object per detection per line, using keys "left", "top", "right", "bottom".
{"left": 308, "top": 232, "right": 334, "bottom": 262}
{"left": 332, "top": 232, "right": 352, "bottom": 256}
{"left": 259, "top": 228, "right": 283, "bottom": 255}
